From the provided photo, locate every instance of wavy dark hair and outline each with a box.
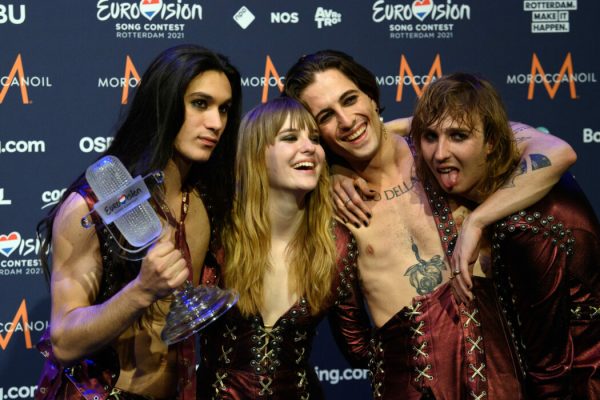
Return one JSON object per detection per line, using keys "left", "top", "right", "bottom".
{"left": 37, "top": 44, "right": 242, "bottom": 281}
{"left": 283, "top": 49, "right": 381, "bottom": 110}
{"left": 283, "top": 49, "right": 382, "bottom": 166}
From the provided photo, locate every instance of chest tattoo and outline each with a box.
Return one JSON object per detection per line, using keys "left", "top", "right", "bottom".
{"left": 372, "top": 176, "right": 418, "bottom": 201}
{"left": 404, "top": 237, "right": 446, "bottom": 295}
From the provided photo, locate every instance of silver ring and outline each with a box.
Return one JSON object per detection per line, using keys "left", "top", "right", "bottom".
{"left": 343, "top": 198, "right": 352, "bottom": 206}
{"left": 452, "top": 269, "right": 460, "bottom": 276}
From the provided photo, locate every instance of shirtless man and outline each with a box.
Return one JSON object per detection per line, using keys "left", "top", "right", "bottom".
{"left": 35, "top": 45, "right": 242, "bottom": 400}
{"left": 283, "top": 50, "right": 576, "bottom": 399}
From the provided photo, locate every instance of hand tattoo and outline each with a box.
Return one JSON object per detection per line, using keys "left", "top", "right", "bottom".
{"left": 404, "top": 237, "right": 446, "bottom": 295}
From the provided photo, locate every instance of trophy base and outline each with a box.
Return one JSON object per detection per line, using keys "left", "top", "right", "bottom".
{"left": 161, "top": 285, "right": 238, "bottom": 345}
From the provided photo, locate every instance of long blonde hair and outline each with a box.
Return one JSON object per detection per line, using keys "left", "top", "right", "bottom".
{"left": 222, "top": 97, "right": 336, "bottom": 317}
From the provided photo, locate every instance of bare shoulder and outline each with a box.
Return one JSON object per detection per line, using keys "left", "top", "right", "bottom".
{"left": 52, "top": 192, "right": 99, "bottom": 247}
{"left": 385, "top": 116, "right": 412, "bottom": 137}
{"left": 51, "top": 191, "right": 102, "bottom": 282}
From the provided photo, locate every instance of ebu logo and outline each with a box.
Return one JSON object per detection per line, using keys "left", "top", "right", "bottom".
{"left": 0, "top": 4, "right": 26, "bottom": 24}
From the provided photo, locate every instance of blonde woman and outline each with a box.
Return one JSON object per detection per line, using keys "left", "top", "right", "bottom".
{"left": 197, "top": 97, "right": 370, "bottom": 399}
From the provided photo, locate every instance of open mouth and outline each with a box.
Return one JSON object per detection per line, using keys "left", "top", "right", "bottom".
{"left": 343, "top": 125, "right": 367, "bottom": 142}
{"left": 292, "top": 161, "right": 316, "bottom": 170}
{"left": 436, "top": 167, "right": 459, "bottom": 190}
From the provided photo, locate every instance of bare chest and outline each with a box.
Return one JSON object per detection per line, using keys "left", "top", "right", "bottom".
{"left": 182, "top": 196, "right": 210, "bottom": 285}
{"left": 359, "top": 182, "right": 446, "bottom": 267}
{"left": 347, "top": 181, "right": 450, "bottom": 326}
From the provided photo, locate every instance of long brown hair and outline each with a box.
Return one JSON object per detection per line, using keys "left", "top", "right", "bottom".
{"left": 411, "top": 73, "right": 520, "bottom": 199}
{"left": 222, "top": 97, "right": 336, "bottom": 317}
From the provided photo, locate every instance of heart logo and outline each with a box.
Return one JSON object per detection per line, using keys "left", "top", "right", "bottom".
{"left": 0, "top": 231, "right": 21, "bottom": 257}
{"left": 412, "top": 0, "right": 434, "bottom": 22}
{"left": 140, "top": 0, "right": 163, "bottom": 21}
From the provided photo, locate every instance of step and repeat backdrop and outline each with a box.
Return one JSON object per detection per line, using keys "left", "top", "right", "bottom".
{"left": 1, "top": 1, "right": 598, "bottom": 398}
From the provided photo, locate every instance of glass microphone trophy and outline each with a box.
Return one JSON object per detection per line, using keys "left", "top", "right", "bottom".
{"left": 81, "top": 155, "right": 238, "bottom": 345}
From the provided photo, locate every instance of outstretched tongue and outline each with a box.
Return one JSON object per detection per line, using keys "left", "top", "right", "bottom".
{"left": 439, "top": 170, "right": 458, "bottom": 190}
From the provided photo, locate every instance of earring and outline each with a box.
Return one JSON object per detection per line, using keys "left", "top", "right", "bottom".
{"left": 379, "top": 115, "right": 388, "bottom": 140}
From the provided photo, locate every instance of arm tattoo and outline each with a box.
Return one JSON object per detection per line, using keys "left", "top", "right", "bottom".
{"left": 514, "top": 136, "right": 531, "bottom": 144}
{"left": 500, "top": 153, "right": 551, "bottom": 189}
{"left": 530, "top": 153, "right": 551, "bottom": 170}
{"left": 510, "top": 122, "right": 533, "bottom": 135}
{"left": 404, "top": 237, "right": 446, "bottom": 295}
{"left": 501, "top": 159, "right": 527, "bottom": 189}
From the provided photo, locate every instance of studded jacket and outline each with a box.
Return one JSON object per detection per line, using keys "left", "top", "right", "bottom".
{"left": 491, "top": 173, "right": 600, "bottom": 399}
{"left": 196, "top": 222, "right": 371, "bottom": 400}
{"left": 367, "top": 182, "right": 526, "bottom": 400}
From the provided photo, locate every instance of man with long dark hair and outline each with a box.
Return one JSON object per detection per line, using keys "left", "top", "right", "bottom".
{"left": 35, "top": 44, "right": 242, "bottom": 400}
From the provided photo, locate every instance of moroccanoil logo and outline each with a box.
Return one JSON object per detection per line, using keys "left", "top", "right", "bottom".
{"left": 0, "top": 299, "right": 48, "bottom": 350}
{"left": 97, "top": 55, "right": 141, "bottom": 104}
{"left": 0, "top": 54, "right": 53, "bottom": 104}
{"left": 506, "top": 53, "right": 597, "bottom": 100}
{"left": 376, "top": 54, "right": 443, "bottom": 101}
{"left": 240, "top": 55, "right": 285, "bottom": 103}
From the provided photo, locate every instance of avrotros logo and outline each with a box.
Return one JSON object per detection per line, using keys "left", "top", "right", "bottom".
{"left": 0, "top": 231, "right": 42, "bottom": 276}
{"left": 372, "top": 0, "right": 471, "bottom": 40}
{"left": 376, "top": 54, "right": 443, "bottom": 102}
{"left": 506, "top": 53, "right": 597, "bottom": 100}
{"left": 98, "top": 55, "right": 141, "bottom": 104}
{"left": 0, "top": 299, "right": 48, "bottom": 351}
{"left": 314, "top": 7, "right": 341, "bottom": 28}
{"left": 240, "top": 55, "right": 285, "bottom": 103}
{"left": 97, "top": 0, "right": 202, "bottom": 39}
{"left": 0, "top": 54, "right": 53, "bottom": 104}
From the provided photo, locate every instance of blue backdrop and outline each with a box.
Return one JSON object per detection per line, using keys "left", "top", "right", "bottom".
{"left": 1, "top": 1, "right": 598, "bottom": 399}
